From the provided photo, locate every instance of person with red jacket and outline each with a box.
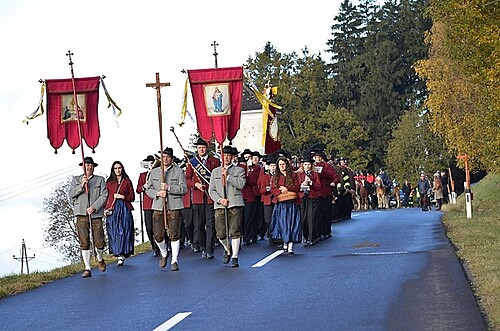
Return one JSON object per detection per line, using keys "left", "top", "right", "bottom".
{"left": 105, "top": 160, "right": 135, "bottom": 266}
{"left": 313, "top": 150, "right": 340, "bottom": 239}
{"left": 238, "top": 153, "right": 260, "bottom": 245}
{"left": 257, "top": 153, "right": 278, "bottom": 242}
{"left": 270, "top": 156, "right": 302, "bottom": 255}
{"left": 185, "top": 138, "right": 220, "bottom": 259}
{"left": 136, "top": 155, "right": 159, "bottom": 256}
{"left": 297, "top": 154, "right": 321, "bottom": 245}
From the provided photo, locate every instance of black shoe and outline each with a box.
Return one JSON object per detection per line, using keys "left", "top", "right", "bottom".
{"left": 193, "top": 247, "right": 200, "bottom": 253}
{"left": 231, "top": 257, "right": 239, "bottom": 268}
{"left": 223, "top": 247, "right": 232, "bottom": 264}
{"left": 201, "top": 251, "right": 207, "bottom": 258}
{"left": 206, "top": 252, "right": 214, "bottom": 259}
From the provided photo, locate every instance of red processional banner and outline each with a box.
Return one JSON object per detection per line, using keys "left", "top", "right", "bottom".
{"left": 45, "top": 77, "right": 101, "bottom": 153}
{"left": 187, "top": 67, "right": 243, "bottom": 144}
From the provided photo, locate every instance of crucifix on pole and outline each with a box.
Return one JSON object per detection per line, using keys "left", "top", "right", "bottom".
{"left": 146, "top": 73, "right": 170, "bottom": 229}
{"left": 211, "top": 41, "right": 219, "bottom": 69}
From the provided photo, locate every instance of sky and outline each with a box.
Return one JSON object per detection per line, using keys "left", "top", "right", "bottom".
{"left": 0, "top": 0, "right": 346, "bottom": 276}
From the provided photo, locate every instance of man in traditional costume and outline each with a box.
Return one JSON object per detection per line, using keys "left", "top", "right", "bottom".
{"left": 146, "top": 147, "right": 187, "bottom": 271}
{"left": 185, "top": 138, "right": 220, "bottom": 259}
{"left": 208, "top": 146, "right": 246, "bottom": 268}
{"left": 69, "top": 157, "right": 108, "bottom": 278}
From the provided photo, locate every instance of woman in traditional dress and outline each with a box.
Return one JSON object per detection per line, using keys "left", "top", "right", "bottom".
{"left": 270, "top": 156, "right": 302, "bottom": 255}
{"left": 105, "top": 161, "right": 135, "bottom": 266}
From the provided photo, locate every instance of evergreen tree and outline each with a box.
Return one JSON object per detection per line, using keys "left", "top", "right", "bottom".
{"left": 326, "top": 0, "right": 364, "bottom": 110}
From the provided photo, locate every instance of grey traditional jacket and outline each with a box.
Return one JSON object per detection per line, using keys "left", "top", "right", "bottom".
{"left": 146, "top": 164, "right": 187, "bottom": 211}
{"left": 69, "top": 175, "right": 108, "bottom": 218}
{"left": 209, "top": 164, "right": 246, "bottom": 209}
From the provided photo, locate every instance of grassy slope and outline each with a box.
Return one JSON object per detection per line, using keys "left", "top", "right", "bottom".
{"left": 440, "top": 173, "right": 499, "bottom": 330}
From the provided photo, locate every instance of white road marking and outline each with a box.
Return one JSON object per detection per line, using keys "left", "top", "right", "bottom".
{"left": 252, "top": 250, "right": 284, "bottom": 268}
{"left": 153, "top": 312, "right": 192, "bottom": 331}
{"left": 352, "top": 251, "right": 409, "bottom": 255}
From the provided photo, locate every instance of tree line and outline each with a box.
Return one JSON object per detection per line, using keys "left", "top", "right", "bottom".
{"left": 245, "top": 0, "right": 498, "bottom": 180}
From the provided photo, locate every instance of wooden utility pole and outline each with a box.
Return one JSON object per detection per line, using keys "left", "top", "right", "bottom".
{"left": 12, "top": 239, "right": 35, "bottom": 275}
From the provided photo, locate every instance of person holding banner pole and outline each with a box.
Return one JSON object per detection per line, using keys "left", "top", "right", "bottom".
{"left": 209, "top": 146, "right": 246, "bottom": 268}
{"left": 146, "top": 148, "right": 188, "bottom": 271}
{"left": 69, "top": 157, "right": 108, "bottom": 278}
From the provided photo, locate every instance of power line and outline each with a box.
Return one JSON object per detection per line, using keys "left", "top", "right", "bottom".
{"left": 0, "top": 168, "right": 80, "bottom": 204}
{"left": 0, "top": 164, "right": 75, "bottom": 192}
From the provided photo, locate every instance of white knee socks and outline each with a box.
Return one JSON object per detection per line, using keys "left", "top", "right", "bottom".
{"left": 171, "top": 240, "right": 180, "bottom": 264}
{"left": 96, "top": 249, "right": 104, "bottom": 262}
{"left": 156, "top": 239, "right": 168, "bottom": 257}
{"left": 81, "top": 250, "right": 91, "bottom": 270}
{"left": 231, "top": 238, "right": 240, "bottom": 258}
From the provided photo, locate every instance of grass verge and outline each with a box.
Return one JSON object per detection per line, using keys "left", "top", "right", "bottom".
{"left": 0, "top": 242, "right": 151, "bottom": 299}
{"left": 440, "top": 173, "right": 499, "bottom": 330}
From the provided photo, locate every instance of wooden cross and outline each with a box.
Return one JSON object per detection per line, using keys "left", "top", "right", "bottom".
{"left": 146, "top": 72, "right": 170, "bottom": 161}
{"left": 146, "top": 73, "right": 170, "bottom": 228}
{"left": 211, "top": 40, "right": 219, "bottom": 68}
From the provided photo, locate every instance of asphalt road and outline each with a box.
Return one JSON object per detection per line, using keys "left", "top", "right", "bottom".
{"left": 0, "top": 208, "right": 487, "bottom": 331}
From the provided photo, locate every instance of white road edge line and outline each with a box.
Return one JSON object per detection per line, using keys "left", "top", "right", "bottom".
{"left": 252, "top": 250, "right": 284, "bottom": 268}
{"left": 153, "top": 312, "right": 192, "bottom": 331}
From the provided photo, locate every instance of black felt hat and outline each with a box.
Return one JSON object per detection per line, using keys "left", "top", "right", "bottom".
{"left": 222, "top": 145, "right": 238, "bottom": 155}
{"left": 251, "top": 151, "right": 262, "bottom": 158}
{"left": 267, "top": 153, "right": 278, "bottom": 164}
{"left": 241, "top": 148, "right": 252, "bottom": 156}
{"left": 143, "top": 155, "right": 155, "bottom": 162}
{"left": 195, "top": 137, "right": 208, "bottom": 146}
{"left": 159, "top": 147, "right": 174, "bottom": 156}
{"left": 79, "top": 156, "right": 98, "bottom": 167}
{"left": 302, "top": 154, "right": 314, "bottom": 163}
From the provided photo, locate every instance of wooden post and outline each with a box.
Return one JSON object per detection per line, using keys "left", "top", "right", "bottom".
{"left": 457, "top": 154, "right": 472, "bottom": 218}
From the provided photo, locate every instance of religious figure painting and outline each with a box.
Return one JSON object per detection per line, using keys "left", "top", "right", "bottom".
{"left": 204, "top": 83, "right": 230, "bottom": 116}
{"left": 61, "top": 94, "right": 86, "bottom": 123}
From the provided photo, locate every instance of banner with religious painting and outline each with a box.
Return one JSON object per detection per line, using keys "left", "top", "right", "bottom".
{"left": 187, "top": 67, "right": 243, "bottom": 144}
{"left": 45, "top": 76, "right": 101, "bottom": 153}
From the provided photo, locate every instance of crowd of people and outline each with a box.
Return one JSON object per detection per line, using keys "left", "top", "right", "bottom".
{"left": 69, "top": 140, "right": 449, "bottom": 278}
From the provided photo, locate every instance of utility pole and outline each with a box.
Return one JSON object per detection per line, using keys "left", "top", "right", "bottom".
{"left": 13, "top": 239, "right": 35, "bottom": 275}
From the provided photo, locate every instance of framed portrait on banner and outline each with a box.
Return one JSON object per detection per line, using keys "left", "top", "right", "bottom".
{"left": 204, "top": 83, "right": 230, "bottom": 116}
{"left": 61, "top": 94, "right": 86, "bottom": 123}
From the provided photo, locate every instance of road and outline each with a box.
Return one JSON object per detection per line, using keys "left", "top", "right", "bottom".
{"left": 0, "top": 208, "right": 487, "bottom": 331}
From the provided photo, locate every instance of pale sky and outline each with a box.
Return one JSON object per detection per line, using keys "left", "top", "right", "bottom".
{"left": 0, "top": 0, "right": 345, "bottom": 276}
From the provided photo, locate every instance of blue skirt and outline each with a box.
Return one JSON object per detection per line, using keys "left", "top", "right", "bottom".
{"left": 270, "top": 201, "right": 302, "bottom": 243}
{"left": 106, "top": 200, "right": 134, "bottom": 257}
